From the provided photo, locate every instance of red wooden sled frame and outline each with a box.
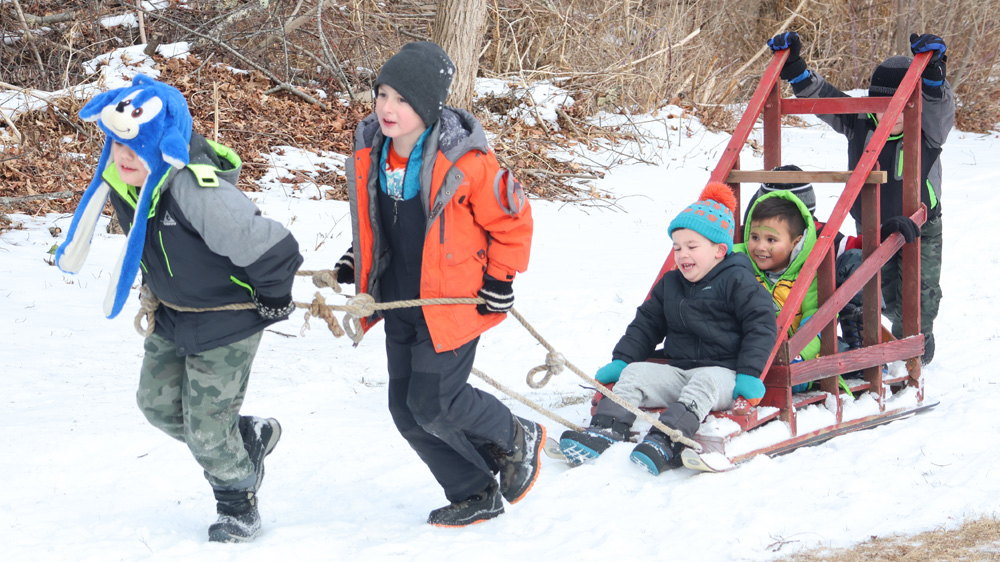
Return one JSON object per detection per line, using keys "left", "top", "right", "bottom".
{"left": 648, "top": 49, "right": 934, "bottom": 462}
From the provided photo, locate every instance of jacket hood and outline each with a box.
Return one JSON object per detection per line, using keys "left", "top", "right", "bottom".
{"left": 355, "top": 106, "right": 489, "bottom": 162}
{"left": 739, "top": 190, "right": 817, "bottom": 282}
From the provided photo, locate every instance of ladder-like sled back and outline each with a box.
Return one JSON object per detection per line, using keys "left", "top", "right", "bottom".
{"left": 649, "top": 49, "right": 935, "bottom": 461}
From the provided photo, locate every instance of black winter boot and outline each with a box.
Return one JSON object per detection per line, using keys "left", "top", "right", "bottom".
{"left": 208, "top": 488, "right": 261, "bottom": 543}
{"left": 630, "top": 402, "right": 699, "bottom": 475}
{"left": 839, "top": 304, "right": 864, "bottom": 350}
{"left": 921, "top": 333, "right": 935, "bottom": 365}
{"left": 559, "top": 414, "right": 631, "bottom": 465}
{"left": 629, "top": 429, "right": 683, "bottom": 476}
{"left": 239, "top": 415, "right": 282, "bottom": 492}
{"left": 427, "top": 481, "right": 504, "bottom": 527}
{"left": 496, "top": 416, "right": 546, "bottom": 504}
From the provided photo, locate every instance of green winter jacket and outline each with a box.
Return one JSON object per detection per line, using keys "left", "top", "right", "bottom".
{"left": 734, "top": 190, "right": 821, "bottom": 360}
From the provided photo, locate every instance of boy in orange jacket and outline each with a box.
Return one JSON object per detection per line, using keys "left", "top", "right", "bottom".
{"left": 335, "top": 42, "right": 545, "bottom": 527}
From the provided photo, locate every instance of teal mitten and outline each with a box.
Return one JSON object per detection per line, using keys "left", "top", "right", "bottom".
{"left": 733, "top": 373, "right": 766, "bottom": 406}
{"left": 595, "top": 359, "right": 628, "bottom": 384}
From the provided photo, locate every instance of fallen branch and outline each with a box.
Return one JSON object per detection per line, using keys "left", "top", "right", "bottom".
{"left": 21, "top": 9, "right": 79, "bottom": 25}
{"left": 0, "top": 191, "right": 75, "bottom": 206}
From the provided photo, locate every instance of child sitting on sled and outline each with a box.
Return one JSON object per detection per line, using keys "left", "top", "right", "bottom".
{"left": 559, "top": 182, "right": 777, "bottom": 475}
{"left": 55, "top": 75, "right": 303, "bottom": 543}
{"left": 736, "top": 179, "right": 822, "bottom": 362}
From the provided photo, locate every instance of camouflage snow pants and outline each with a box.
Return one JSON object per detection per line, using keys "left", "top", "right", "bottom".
{"left": 881, "top": 215, "right": 943, "bottom": 338}
{"left": 137, "top": 331, "right": 261, "bottom": 489}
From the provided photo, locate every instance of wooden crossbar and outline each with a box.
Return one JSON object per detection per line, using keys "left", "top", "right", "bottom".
{"left": 782, "top": 97, "right": 893, "bottom": 115}
{"left": 726, "top": 170, "right": 887, "bottom": 184}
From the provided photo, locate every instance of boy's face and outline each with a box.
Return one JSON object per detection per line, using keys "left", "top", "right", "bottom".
{"left": 874, "top": 111, "right": 905, "bottom": 135}
{"left": 672, "top": 228, "right": 727, "bottom": 283}
{"left": 375, "top": 84, "right": 427, "bottom": 154}
{"left": 747, "top": 217, "right": 803, "bottom": 273}
{"left": 111, "top": 141, "right": 149, "bottom": 187}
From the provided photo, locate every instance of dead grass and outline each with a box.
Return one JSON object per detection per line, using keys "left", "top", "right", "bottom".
{"left": 772, "top": 514, "right": 1000, "bottom": 562}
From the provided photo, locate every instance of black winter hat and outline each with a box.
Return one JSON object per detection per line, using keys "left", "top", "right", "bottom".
{"left": 375, "top": 42, "right": 456, "bottom": 127}
{"left": 761, "top": 164, "right": 816, "bottom": 215}
{"left": 869, "top": 55, "right": 913, "bottom": 97}
{"left": 744, "top": 164, "right": 816, "bottom": 223}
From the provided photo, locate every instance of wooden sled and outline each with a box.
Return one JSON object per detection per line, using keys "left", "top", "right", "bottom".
{"left": 628, "top": 49, "right": 938, "bottom": 464}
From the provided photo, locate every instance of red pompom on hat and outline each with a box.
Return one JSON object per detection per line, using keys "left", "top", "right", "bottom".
{"left": 668, "top": 181, "right": 738, "bottom": 254}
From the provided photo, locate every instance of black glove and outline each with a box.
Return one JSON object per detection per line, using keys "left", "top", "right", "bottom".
{"left": 768, "top": 32, "right": 807, "bottom": 81}
{"left": 254, "top": 293, "right": 295, "bottom": 320}
{"left": 476, "top": 277, "right": 514, "bottom": 315}
{"left": 910, "top": 33, "right": 947, "bottom": 86}
{"left": 336, "top": 247, "right": 354, "bottom": 285}
{"left": 881, "top": 216, "right": 920, "bottom": 244}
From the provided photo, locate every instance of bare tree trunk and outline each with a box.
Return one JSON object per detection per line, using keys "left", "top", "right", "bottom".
{"left": 432, "top": 0, "right": 488, "bottom": 111}
{"left": 895, "top": 0, "right": 910, "bottom": 54}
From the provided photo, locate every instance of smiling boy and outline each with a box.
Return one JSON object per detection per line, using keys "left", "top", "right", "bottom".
{"left": 559, "top": 182, "right": 777, "bottom": 475}
{"left": 336, "top": 41, "right": 545, "bottom": 527}
{"left": 736, "top": 191, "right": 822, "bottom": 361}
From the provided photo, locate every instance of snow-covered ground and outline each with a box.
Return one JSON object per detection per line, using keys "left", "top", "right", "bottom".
{"left": 3, "top": 48, "right": 1000, "bottom": 561}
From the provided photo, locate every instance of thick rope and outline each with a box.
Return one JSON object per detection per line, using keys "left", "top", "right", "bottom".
{"left": 133, "top": 269, "right": 700, "bottom": 450}
{"left": 472, "top": 367, "right": 584, "bottom": 433}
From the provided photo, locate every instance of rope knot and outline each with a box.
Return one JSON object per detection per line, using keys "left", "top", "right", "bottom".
{"left": 311, "top": 269, "right": 342, "bottom": 293}
{"left": 134, "top": 285, "right": 160, "bottom": 337}
{"left": 526, "top": 351, "right": 566, "bottom": 389}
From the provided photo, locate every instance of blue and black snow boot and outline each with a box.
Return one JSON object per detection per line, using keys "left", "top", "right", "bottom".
{"left": 559, "top": 414, "right": 629, "bottom": 464}
{"left": 629, "top": 430, "right": 683, "bottom": 476}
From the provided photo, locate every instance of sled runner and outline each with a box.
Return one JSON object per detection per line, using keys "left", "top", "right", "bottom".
{"left": 607, "top": 49, "right": 937, "bottom": 465}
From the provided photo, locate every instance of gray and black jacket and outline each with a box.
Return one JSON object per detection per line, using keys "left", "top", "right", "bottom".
{"left": 612, "top": 252, "right": 777, "bottom": 378}
{"left": 791, "top": 70, "right": 955, "bottom": 223}
{"left": 108, "top": 134, "right": 303, "bottom": 355}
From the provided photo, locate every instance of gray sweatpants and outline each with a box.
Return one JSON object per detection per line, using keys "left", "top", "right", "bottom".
{"left": 596, "top": 362, "right": 737, "bottom": 424}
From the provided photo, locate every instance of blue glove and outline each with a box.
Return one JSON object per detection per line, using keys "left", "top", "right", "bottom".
{"left": 910, "top": 33, "right": 947, "bottom": 88}
{"left": 733, "top": 373, "right": 766, "bottom": 406}
{"left": 767, "top": 32, "right": 807, "bottom": 82}
{"left": 595, "top": 359, "right": 627, "bottom": 384}
{"left": 909, "top": 33, "right": 946, "bottom": 59}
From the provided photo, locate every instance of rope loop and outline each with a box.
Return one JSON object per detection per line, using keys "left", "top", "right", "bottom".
{"left": 526, "top": 351, "right": 566, "bottom": 388}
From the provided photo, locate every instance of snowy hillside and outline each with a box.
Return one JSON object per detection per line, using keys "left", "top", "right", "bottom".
{"left": 3, "top": 53, "right": 1000, "bottom": 561}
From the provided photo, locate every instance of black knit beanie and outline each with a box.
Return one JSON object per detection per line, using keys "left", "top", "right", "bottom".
{"left": 375, "top": 42, "right": 456, "bottom": 127}
{"left": 869, "top": 55, "right": 913, "bottom": 97}
{"left": 760, "top": 164, "right": 816, "bottom": 215}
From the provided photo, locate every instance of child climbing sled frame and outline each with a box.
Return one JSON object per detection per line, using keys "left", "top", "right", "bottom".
{"left": 650, "top": 49, "right": 935, "bottom": 463}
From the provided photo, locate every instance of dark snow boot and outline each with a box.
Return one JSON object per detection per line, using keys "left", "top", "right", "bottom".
{"left": 239, "top": 415, "right": 281, "bottom": 492}
{"left": 839, "top": 304, "right": 864, "bottom": 350}
{"left": 629, "top": 430, "right": 683, "bottom": 476}
{"left": 427, "top": 481, "right": 504, "bottom": 527}
{"left": 921, "top": 333, "right": 935, "bottom": 365}
{"left": 496, "top": 416, "right": 546, "bottom": 504}
{"left": 208, "top": 488, "right": 261, "bottom": 543}
{"left": 559, "top": 414, "right": 630, "bottom": 465}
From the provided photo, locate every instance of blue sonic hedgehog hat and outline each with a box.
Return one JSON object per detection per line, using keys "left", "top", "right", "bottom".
{"left": 56, "top": 74, "right": 192, "bottom": 318}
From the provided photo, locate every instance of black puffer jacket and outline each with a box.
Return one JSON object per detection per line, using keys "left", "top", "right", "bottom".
{"left": 612, "top": 252, "right": 777, "bottom": 378}
{"left": 108, "top": 134, "right": 303, "bottom": 355}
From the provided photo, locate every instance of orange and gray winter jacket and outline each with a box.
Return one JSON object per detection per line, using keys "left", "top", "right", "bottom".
{"left": 347, "top": 107, "right": 533, "bottom": 352}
